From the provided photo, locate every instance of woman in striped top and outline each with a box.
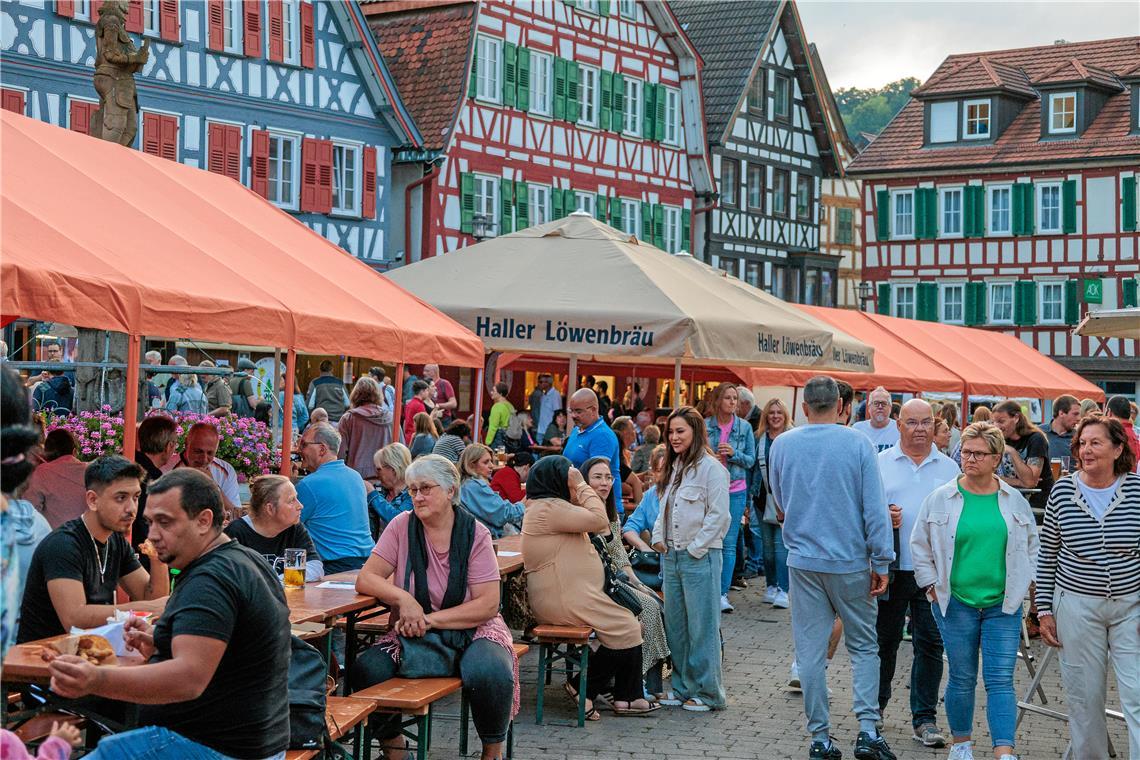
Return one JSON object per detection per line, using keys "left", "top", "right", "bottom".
{"left": 1035, "top": 415, "right": 1140, "bottom": 759}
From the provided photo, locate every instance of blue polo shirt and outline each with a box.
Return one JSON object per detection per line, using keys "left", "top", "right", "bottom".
{"left": 564, "top": 418, "right": 622, "bottom": 507}
{"left": 297, "top": 460, "right": 374, "bottom": 562}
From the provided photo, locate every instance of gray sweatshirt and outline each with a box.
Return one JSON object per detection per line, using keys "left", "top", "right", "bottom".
{"left": 768, "top": 423, "right": 894, "bottom": 575}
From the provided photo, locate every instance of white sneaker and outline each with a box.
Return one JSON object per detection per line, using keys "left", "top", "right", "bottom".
{"left": 787, "top": 661, "right": 801, "bottom": 691}
{"left": 948, "top": 741, "right": 975, "bottom": 760}
{"left": 763, "top": 585, "right": 777, "bottom": 604}
{"left": 720, "top": 594, "right": 734, "bottom": 613}
{"left": 772, "top": 589, "right": 789, "bottom": 608}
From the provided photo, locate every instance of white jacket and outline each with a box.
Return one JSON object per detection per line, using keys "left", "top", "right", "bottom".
{"left": 910, "top": 476, "right": 1039, "bottom": 616}
{"left": 651, "top": 454, "right": 730, "bottom": 559}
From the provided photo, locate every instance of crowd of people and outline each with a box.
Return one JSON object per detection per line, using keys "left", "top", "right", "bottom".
{"left": 2, "top": 356, "right": 1139, "bottom": 760}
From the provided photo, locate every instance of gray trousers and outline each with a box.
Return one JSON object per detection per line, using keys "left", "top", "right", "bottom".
{"left": 1054, "top": 589, "right": 1140, "bottom": 760}
{"left": 790, "top": 567, "right": 882, "bottom": 738}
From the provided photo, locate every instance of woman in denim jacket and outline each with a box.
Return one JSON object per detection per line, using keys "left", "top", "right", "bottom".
{"left": 704, "top": 383, "right": 756, "bottom": 612}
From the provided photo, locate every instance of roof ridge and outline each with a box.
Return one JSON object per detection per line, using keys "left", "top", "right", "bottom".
{"left": 978, "top": 56, "right": 1002, "bottom": 87}
{"left": 936, "top": 34, "right": 1139, "bottom": 64}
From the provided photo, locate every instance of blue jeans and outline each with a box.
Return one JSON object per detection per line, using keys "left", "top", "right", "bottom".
{"left": 662, "top": 548, "right": 725, "bottom": 708}
{"left": 932, "top": 596, "right": 1021, "bottom": 748}
{"left": 744, "top": 499, "right": 765, "bottom": 574}
{"left": 720, "top": 491, "right": 748, "bottom": 595}
{"left": 88, "top": 726, "right": 286, "bottom": 760}
{"left": 760, "top": 521, "right": 788, "bottom": 592}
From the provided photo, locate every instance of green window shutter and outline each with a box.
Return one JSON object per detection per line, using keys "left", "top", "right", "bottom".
{"left": 640, "top": 201, "right": 652, "bottom": 241}
{"left": 499, "top": 179, "right": 514, "bottom": 235}
{"left": 460, "top": 173, "right": 475, "bottom": 234}
{"left": 917, "top": 282, "right": 938, "bottom": 321}
{"left": 610, "top": 197, "right": 622, "bottom": 230}
{"left": 914, "top": 190, "right": 928, "bottom": 239}
{"left": 552, "top": 186, "right": 565, "bottom": 219}
{"left": 1064, "top": 279, "right": 1079, "bottom": 325}
{"left": 1123, "top": 177, "right": 1138, "bottom": 232}
{"left": 1014, "top": 280, "right": 1036, "bottom": 326}
{"left": 653, "top": 204, "right": 664, "bottom": 247}
{"left": 468, "top": 50, "right": 478, "bottom": 98}
{"left": 1062, "top": 179, "right": 1077, "bottom": 234}
{"left": 1011, "top": 184, "right": 1024, "bottom": 236}
{"left": 962, "top": 188, "right": 975, "bottom": 238}
{"left": 964, "top": 186, "right": 984, "bottom": 237}
{"left": 1122, "top": 277, "right": 1138, "bottom": 308}
{"left": 654, "top": 83, "right": 666, "bottom": 142}
{"left": 642, "top": 83, "right": 655, "bottom": 140}
{"left": 553, "top": 57, "right": 567, "bottom": 120}
{"left": 924, "top": 188, "right": 938, "bottom": 239}
{"left": 681, "top": 209, "right": 691, "bottom": 251}
{"left": 613, "top": 74, "right": 625, "bottom": 131}
{"left": 502, "top": 42, "right": 517, "bottom": 107}
{"left": 516, "top": 184, "right": 529, "bottom": 228}
{"left": 876, "top": 190, "right": 890, "bottom": 241}
{"left": 973, "top": 186, "right": 986, "bottom": 236}
{"left": 1020, "top": 182, "right": 1035, "bottom": 235}
{"left": 563, "top": 0, "right": 575, "bottom": 6}
{"left": 516, "top": 48, "right": 531, "bottom": 112}
{"left": 595, "top": 193, "right": 607, "bottom": 221}
{"left": 599, "top": 71, "right": 613, "bottom": 132}
{"left": 965, "top": 281, "right": 985, "bottom": 326}
{"left": 877, "top": 283, "right": 891, "bottom": 315}
{"left": 598, "top": 0, "right": 610, "bottom": 14}
{"left": 566, "top": 63, "right": 580, "bottom": 123}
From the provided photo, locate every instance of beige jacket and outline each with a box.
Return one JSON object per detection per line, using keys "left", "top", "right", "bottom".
{"left": 650, "top": 454, "right": 730, "bottom": 559}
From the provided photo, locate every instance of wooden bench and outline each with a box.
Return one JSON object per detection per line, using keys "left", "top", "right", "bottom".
{"left": 349, "top": 677, "right": 462, "bottom": 760}
{"left": 532, "top": 624, "right": 593, "bottom": 727}
{"left": 283, "top": 695, "right": 375, "bottom": 760}
{"left": 334, "top": 612, "right": 391, "bottom": 653}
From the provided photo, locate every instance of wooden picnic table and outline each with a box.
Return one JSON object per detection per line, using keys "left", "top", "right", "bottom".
{"left": 2, "top": 636, "right": 146, "bottom": 686}
{"left": 493, "top": 535, "right": 524, "bottom": 576}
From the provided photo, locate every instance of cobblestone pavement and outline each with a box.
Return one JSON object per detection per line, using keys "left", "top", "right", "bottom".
{"left": 418, "top": 581, "right": 1129, "bottom": 759}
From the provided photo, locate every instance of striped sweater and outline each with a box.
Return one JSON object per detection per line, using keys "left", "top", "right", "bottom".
{"left": 1035, "top": 472, "right": 1140, "bottom": 612}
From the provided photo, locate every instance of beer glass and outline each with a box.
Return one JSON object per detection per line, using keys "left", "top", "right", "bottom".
{"left": 282, "top": 549, "right": 306, "bottom": 588}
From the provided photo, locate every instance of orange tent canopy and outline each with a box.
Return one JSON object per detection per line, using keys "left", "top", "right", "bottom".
{"left": 0, "top": 112, "right": 483, "bottom": 367}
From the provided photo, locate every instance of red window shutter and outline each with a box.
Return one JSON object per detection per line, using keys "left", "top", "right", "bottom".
{"left": 223, "top": 124, "right": 242, "bottom": 181}
{"left": 56, "top": 0, "right": 75, "bottom": 18}
{"left": 159, "top": 0, "right": 180, "bottom": 42}
{"left": 159, "top": 114, "right": 178, "bottom": 161}
{"left": 362, "top": 146, "right": 377, "bottom": 220}
{"left": 142, "top": 112, "right": 161, "bottom": 156}
{"left": 126, "top": 0, "right": 143, "bottom": 33}
{"left": 69, "top": 100, "right": 96, "bottom": 135}
{"left": 300, "top": 137, "right": 319, "bottom": 212}
{"left": 300, "top": 1, "right": 314, "bottom": 68}
{"left": 1, "top": 89, "right": 25, "bottom": 115}
{"left": 250, "top": 129, "right": 270, "bottom": 198}
{"left": 208, "top": 122, "right": 226, "bottom": 176}
{"left": 267, "top": 0, "right": 283, "bottom": 62}
{"left": 207, "top": 0, "right": 224, "bottom": 51}
{"left": 316, "top": 139, "right": 333, "bottom": 213}
{"left": 243, "top": 0, "right": 262, "bottom": 57}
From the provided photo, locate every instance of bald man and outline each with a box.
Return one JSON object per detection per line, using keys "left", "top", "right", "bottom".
{"left": 563, "top": 388, "right": 622, "bottom": 504}
{"left": 875, "top": 399, "right": 959, "bottom": 747}
{"left": 854, "top": 387, "right": 901, "bottom": 453}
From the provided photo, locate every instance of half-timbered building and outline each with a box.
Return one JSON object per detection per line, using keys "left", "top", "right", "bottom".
{"left": 0, "top": 0, "right": 420, "bottom": 264}
{"left": 848, "top": 37, "right": 1140, "bottom": 390}
{"left": 363, "top": 0, "right": 714, "bottom": 262}
{"left": 671, "top": 0, "right": 846, "bottom": 305}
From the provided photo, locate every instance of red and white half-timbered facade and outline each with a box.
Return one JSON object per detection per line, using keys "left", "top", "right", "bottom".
{"left": 848, "top": 37, "right": 1140, "bottom": 390}
{"left": 366, "top": 0, "right": 714, "bottom": 261}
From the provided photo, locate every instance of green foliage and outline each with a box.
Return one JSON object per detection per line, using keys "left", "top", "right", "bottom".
{"left": 834, "top": 77, "right": 921, "bottom": 141}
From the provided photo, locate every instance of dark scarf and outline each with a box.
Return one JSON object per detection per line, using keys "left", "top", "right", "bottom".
{"left": 526, "top": 455, "right": 572, "bottom": 501}
{"left": 404, "top": 504, "right": 476, "bottom": 613}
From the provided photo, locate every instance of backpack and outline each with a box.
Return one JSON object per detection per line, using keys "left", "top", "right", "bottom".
{"left": 229, "top": 374, "right": 255, "bottom": 418}
{"left": 288, "top": 635, "right": 329, "bottom": 750}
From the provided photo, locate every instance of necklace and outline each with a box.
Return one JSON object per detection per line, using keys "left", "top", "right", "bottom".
{"left": 84, "top": 519, "right": 110, "bottom": 584}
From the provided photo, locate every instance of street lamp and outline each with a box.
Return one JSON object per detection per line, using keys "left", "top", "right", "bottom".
{"left": 857, "top": 280, "right": 875, "bottom": 312}
{"left": 471, "top": 213, "right": 492, "bottom": 242}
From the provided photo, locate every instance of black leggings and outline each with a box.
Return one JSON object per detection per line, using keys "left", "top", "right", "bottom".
{"left": 349, "top": 638, "right": 514, "bottom": 744}
{"left": 585, "top": 643, "right": 644, "bottom": 703}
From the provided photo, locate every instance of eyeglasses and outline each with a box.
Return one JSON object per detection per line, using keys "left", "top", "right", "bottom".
{"left": 903, "top": 419, "right": 935, "bottom": 430}
{"left": 408, "top": 484, "right": 441, "bottom": 498}
{"left": 298, "top": 440, "right": 322, "bottom": 448}
{"left": 870, "top": 401, "right": 890, "bottom": 408}
{"left": 961, "top": 450, "right": 997, "bottom": 461}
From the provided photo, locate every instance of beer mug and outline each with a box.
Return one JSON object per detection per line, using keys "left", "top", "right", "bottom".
{"left": 275, "top": 549, "right": 306, "bottom": 588}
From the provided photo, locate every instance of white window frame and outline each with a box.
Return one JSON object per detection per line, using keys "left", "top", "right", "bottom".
{"left": 892, "top": 283, "right": 917, "bottom": 320}
{"left": 266, "top": 130, "right": 301, "bottom": 211}
{"left": 940, "top": 283, "right": 965, "bottom": 324}
{"left": 1039, "top": 280, "right": 1065, "bottom": 325}
{"left": 530, "top": 51, "right": 553, "bottom": 117}
{"left": 573, "top": 191, "right": 595, "bottom": 216}
{"left": 662, "top": 205, "right": 683, "bottom": 253}
{"left": 142, "top": 0, "right": 161, "bottom": 36}
{"left": 1049, "top": 92, "right": 1077, "bottom": 135}
{"left": 773, "top": 73, "right": 791, "bottom": 119}
{"left": 281, "top": 0, "right": 301, "bottom": 66}
{"left": 475, "top": 35, "right": 502, "bottom": 104}
{"left": 747, "top": 164, "right": 763, "bottom": 211}
{"left": 663, "top": 86, "right": 681, "bottom": 145}
{"left": 891, "top": 189, "right": 915, "bottom": 239}
{"left": 528, "top": 184, "right": 551, "bottom": 227}
{"left": 473, "top": 174, "right": 499, "bottom": 237}
{"left": 73, "top": 0, "right": 92, "bottom": 22}
{"left": 795, "top": 173, "right": 813, "bottom": 222}
{"left": 988, "top": 282, "right": 1015, "bottom": 325}
{"left": 578, "top": 64, "right": 599, "bottom": 128}
{"left": 576, "top": 0, "right": 600, "bottom": 13}
{"left": 940, "top": 186, "right": 963, "bottom": 238}
{"left": 331, "top": 142, "right": 362, "bottom": 217}
{"left": 220, "top": 0, "right": 243, "bottom": 55}
{"left": 987, "top": 184, "right": 1012, "bottom": 236}
{"left": 1037, "top": 182, "right": 1063, "bottom": 234}
{"left": 624, "top": 79, "right": 642, "bottom": 137}
{"left": 962, "top": 98, "right": 991, "bottom": 140}
{"left": 620, "top": 199, "right": 640, "bottom": 237}
{"left": 618, "top": 0, "right": 636, "bottom": 17}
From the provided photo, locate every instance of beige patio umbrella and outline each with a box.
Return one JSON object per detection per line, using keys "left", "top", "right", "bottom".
{"left": 1075, "top": 307, "right": 1140, "bottom": 340}
{"left": 387, "top": 213, "right": 874, "bottom": 408}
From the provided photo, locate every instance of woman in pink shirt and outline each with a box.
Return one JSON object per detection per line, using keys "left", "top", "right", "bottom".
{"left": 350, "top": 455, "right": 517, "bottom": 760}
{"left": 22, "top": 429, "right": 88, "bottom": 528}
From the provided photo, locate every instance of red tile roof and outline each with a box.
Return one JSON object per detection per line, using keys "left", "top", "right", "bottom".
{"left": 1032, "top": 58, "right": 1123, "bottom": 91}
{"left": 363, "top": 1, "right": 477, "bottom": 153}
{"left": 850, "top": 36, "right": 1140, "bottom": 174}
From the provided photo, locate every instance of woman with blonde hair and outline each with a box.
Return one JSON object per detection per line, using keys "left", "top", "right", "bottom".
{"left": 367, "top": 443, "right": 413, "bottom": 537}
{"left": 971, "top": 405, "right": 992, "bottom": 423}
{"left": 225, "top": 474, "right": 324, "bottom": 581}
{"left": 338, "top": 375, "right": 392, "bottom": 480}
{"left": 1079, "top": 398, "right": 1101, "bottom": 418}
{"left": 459, "top": 444, "right": 525, "bottom": 538}
{"left": 750, "top": 398, "right": 794, "bottom": 607}
{"left": 409, "top": 412, "right": 440, "bottom": 460}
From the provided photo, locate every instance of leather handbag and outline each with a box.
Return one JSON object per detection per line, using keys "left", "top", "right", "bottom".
{"left": 591, "top": 535, "right": 643, "bottom": 617}
{"left": 397, "top": 628, "right": 473, "bottom": 679}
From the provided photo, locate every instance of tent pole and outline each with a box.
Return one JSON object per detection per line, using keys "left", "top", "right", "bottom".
{"left": 672, "top": 358, "right": 682, "bottom": 408}
{"left": 393, "top": 362, "right": 405, "bottom": 444}
{"left": 121, "top": 333, "right": 141, "bottom": 457}
{"left": 278, "top": 349, "right": 296, "bottom": 476}
{"left": 962, "top": 385, "right": 970, "bottom": 424}
{"left": 271, "top": 348, "right": 282, "bottom": 446}
{"left": 473, "top": 367, "right": 485, "bottom": 442}
{"left": 792, "top": 385, "right": 800, "bottom": 420}
{"left": 568, "top": 354, "right": 579, "bottom": 407}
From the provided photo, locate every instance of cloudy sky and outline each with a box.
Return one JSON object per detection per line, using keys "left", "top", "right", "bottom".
{"left": 797, "top": 1, "right": 1140, "bottom": 90}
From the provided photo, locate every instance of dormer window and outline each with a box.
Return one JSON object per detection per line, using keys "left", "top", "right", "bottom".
{"left": 1049, "top": 92, "right": 1076, "bottom": 134}
{"left": 963, "top": 99, "right": 991, "bottom": 139}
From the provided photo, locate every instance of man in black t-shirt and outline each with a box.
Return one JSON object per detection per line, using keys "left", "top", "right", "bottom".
{"left": 48, "top": 468, "right": 290, "bottom": 760}
{"left": 18, "top": 456, "right": 169, "bottom": 644}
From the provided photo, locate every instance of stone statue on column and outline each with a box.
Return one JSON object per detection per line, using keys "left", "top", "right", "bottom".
{"left": 92, "top": 0, "right": 149, "bottom": 146}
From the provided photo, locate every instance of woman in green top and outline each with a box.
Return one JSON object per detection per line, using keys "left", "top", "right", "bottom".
{"left": 910, "top": 422, "right": 1039, "bottom": 760}
{"left": 485, "top": 381, "right": 515, "bottom": 448}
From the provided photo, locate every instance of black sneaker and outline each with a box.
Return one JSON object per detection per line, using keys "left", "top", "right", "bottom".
{"left": 809, "top": 738, "right": 843, "bottom": 759}
{"left": 854, "top": 732, "right": 896, "bottom": 760}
